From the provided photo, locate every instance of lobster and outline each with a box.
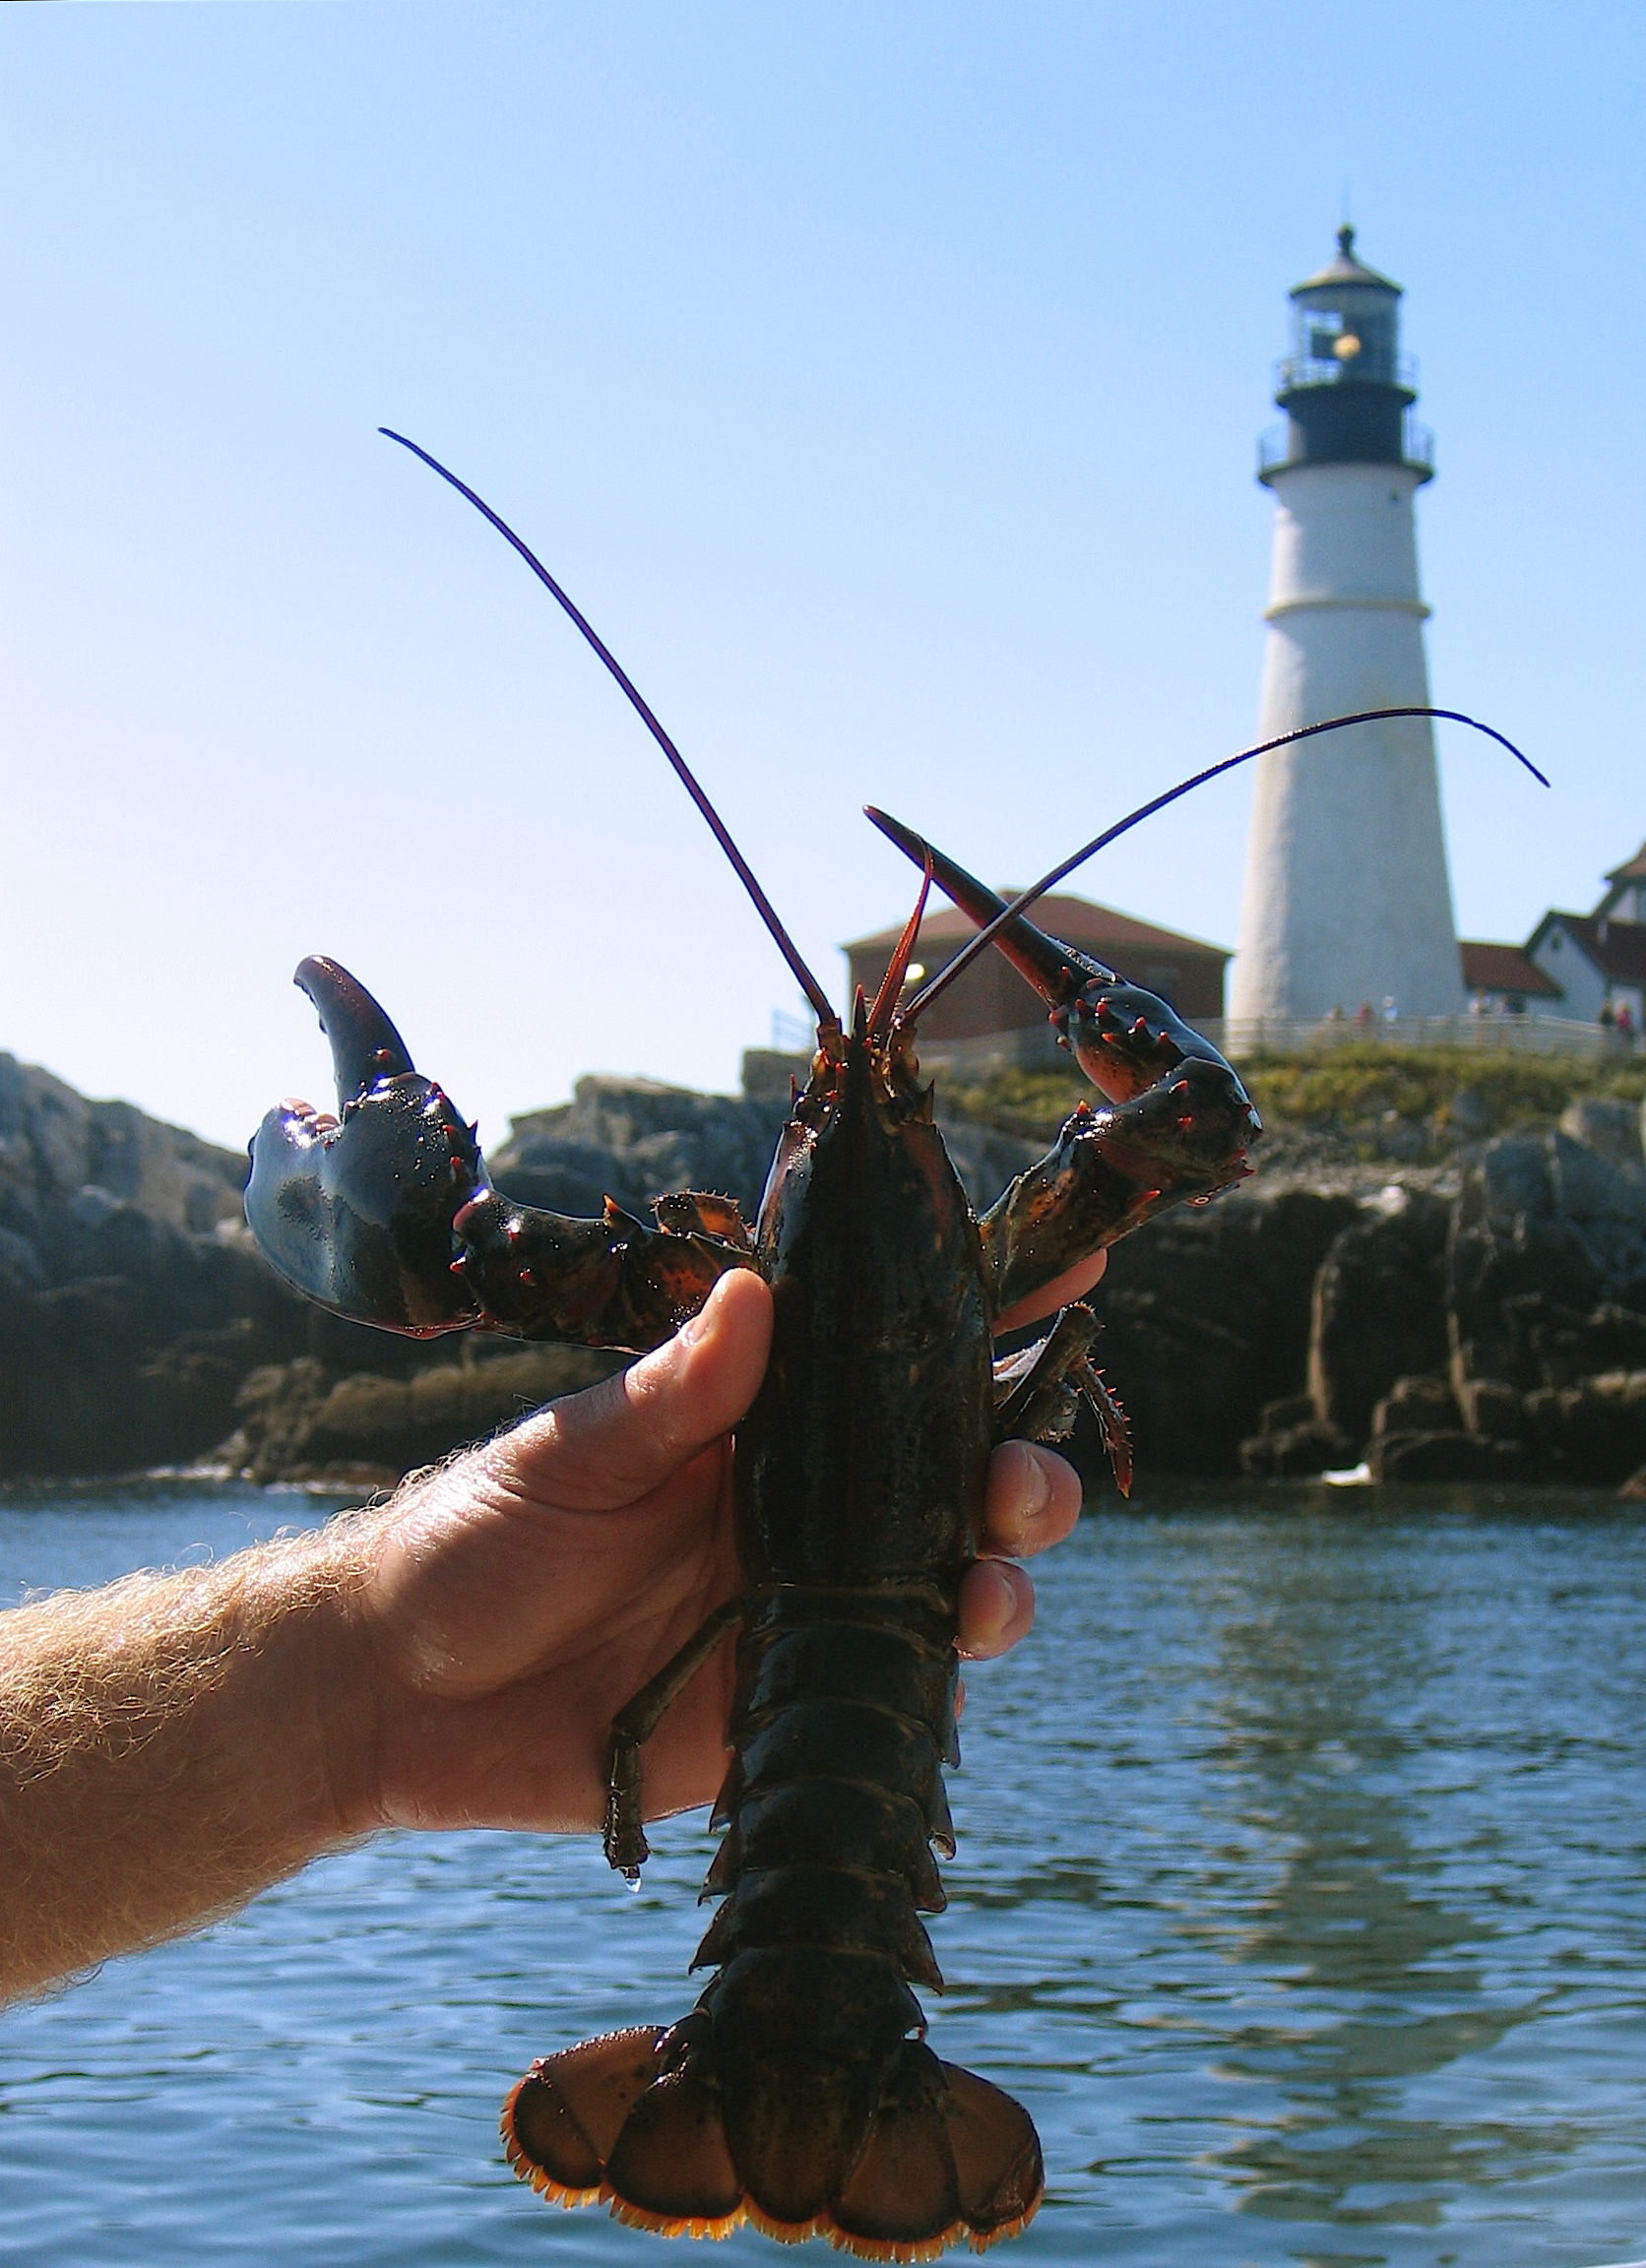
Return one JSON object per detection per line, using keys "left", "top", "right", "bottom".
{"left": 243, "top": 434, "right": 1541, "bottom": 2259}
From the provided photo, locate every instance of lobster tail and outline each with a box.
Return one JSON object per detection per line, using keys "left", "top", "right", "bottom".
{"left": 503, "top": 2023, "right": 1043, "bottom": 2258}
{"left": 504, "top": 1586, "right": 1044, "bottom": 2257}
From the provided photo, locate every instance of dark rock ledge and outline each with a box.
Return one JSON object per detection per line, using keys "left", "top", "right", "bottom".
{"left": 4, "top": 1052, "right": 1644, "bottom": 1498}
{"left": 1230, "top": 1099, "right": 1646, "bottom": 1494}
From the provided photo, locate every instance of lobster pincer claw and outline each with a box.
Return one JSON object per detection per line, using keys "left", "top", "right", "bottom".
{"left": 245, "top": 956, "right": 485, "bottom": 1335}
{"left": 868, "top": 807, "right": 1263, "bottom": 1121}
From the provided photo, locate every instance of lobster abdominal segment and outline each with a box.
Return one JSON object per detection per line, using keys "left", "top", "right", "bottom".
{"left": 700, "top": 1585, "right": 962, "bottom": 1992}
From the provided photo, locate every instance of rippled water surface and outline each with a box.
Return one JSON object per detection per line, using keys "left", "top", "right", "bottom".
{"left": 4, "top": 1482, "right": 1646, "bottom": 2267}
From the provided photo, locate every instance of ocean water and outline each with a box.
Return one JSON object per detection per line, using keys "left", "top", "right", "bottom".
{"left": 2, "top": 1482, "right": 1645, "bottom": 2267}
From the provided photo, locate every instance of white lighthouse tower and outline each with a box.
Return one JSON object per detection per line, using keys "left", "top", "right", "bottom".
{"left": 1229, "top": 226, "right": 1465, "bottom": 1027}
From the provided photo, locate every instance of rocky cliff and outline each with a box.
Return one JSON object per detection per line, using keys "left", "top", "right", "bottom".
{"left": 1227, "top": 1097, "right": 1646, "bottom": 1489}
{"left": 3, "top": 1052, "right": 1643, "bottom": 1496}
{"left": 0, "top": 1052, "right": 286, "bottom": 1477}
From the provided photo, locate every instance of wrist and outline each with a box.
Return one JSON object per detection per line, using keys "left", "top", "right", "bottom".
{"left": 254, "top": 1509, "right": 391, "bottom": 1845}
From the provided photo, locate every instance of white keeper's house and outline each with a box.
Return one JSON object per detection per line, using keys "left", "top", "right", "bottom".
{"left": 1508, "top": 839, "right": 1646, "bottom": 1026}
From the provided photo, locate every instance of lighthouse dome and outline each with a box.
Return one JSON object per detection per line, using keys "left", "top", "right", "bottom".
{"left": 1291, "top": 223, "right": 1401, "bottom": 298}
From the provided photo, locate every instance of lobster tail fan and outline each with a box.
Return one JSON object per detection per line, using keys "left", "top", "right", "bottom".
{"left": 603, "top": 2069, "right": 743, "bottom": 2236}
{"left": 939, "top": 2060, "right": 1045, "bottom": 2246}
{"left": 503, "top": 2029, "right": 1044, "bottom": 2259}
{"left": 826, "top": 2045, "right": 1044, "bottom": 2259}
{"left": 501, "top": 2027, "right": 666, "bottom": 2207}
{"left": 725, "top": 2051, "right": 878, "bottom": 2236}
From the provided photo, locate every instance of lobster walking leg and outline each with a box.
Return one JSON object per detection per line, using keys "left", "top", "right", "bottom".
{"left": 604, "top": 1597, "right": 744, "bottom": 1879}
{"left": 992, "top": 1302, "right": 1132, "bottom": 1493}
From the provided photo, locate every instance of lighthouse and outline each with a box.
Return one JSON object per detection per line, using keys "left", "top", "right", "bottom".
{"left": 1229, "top": 226, "right": 1465, "bottom": 1027}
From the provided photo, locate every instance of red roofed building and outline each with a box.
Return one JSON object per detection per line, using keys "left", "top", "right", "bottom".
{"left": 1458, "top": 941, "right": 1562, "bottom": 1014}
{"left": 844, "top": 895, "right": 1229, "bottom": 1063}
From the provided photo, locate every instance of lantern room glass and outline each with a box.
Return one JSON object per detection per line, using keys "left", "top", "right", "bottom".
{"left": 1283, "top": 284, "right": 1406, "bottom": 392}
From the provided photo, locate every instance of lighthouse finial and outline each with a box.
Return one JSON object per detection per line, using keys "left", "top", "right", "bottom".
{"left": 1338, "top": 220, "right": 1356, "bottom": 258}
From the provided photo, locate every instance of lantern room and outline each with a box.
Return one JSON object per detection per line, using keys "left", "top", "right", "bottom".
{"left": 1259, "top": 225, "right": 1433, "bottom": 482}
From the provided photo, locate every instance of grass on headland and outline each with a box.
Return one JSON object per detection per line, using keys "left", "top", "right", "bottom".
{"left": 945, "top": 1045, "right": 1646, "bottom": 1148}
{"left": 1242, "top": 1046, "right": 1646, "bottom": 1133}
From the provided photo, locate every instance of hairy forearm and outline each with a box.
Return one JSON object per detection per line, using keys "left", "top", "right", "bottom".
{"left": 0, "top": 1519, "right": 378, "bottom": 2002}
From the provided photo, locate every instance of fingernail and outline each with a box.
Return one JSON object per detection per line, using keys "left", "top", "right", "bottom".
{"left": 680, "top": 1272, "right": 733, "bottom": 1349}
{"left": 1021, "top": 1445, "right": 1050, "bottom": 1522}
{"left": 975, "top": 1561, "right": 1014, "bottom": 1638}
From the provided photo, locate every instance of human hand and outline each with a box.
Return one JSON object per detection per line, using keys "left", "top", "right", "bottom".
{"left": 339, "top": 1264, "right": 1093, "bottom": 1844}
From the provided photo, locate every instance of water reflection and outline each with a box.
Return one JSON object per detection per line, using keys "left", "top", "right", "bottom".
{"left": 1191, "top": 1544, "right": 1510, "bottom": 2223}
{"left": 1171, "top": 1503, "right": 1646, "bottom": 2245}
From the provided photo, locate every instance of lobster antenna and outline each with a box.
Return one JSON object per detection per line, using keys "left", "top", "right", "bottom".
{"left": 899, "top": 706, "right": 1545, "bottom": 1026}
{"left": 380, "top": 427, "right": 838, "bottom": 1030}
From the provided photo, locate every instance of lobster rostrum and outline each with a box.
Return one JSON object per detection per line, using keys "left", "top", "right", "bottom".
{"left": 244, "top": 435, "right": 1543, "bottom": 2260}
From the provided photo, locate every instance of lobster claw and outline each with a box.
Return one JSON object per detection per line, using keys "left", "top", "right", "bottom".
{"left": 244, "top": 956, "right": 485, "bottom": 1335}
{"left": 866, "top": 809, "right": 1253, "bottom": 1111}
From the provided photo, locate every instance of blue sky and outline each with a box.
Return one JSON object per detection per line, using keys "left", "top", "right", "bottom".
{"left": 3, "top": 2, "right": 1642, "bottom": 1149}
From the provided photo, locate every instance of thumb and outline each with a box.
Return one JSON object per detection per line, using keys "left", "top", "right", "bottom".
{"left": 517, "top": 1266, "right": 774, "bottom": 1509}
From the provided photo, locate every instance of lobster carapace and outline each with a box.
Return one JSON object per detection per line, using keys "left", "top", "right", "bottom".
{"left": 244, "top": 435, "right": 1539, "bottom": 2258}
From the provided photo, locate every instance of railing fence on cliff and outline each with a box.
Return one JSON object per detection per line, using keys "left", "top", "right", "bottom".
{"left": 1209, "top": 1014, "right": 1624, "bottom": 1062}
{"left": 914, "top": 1015, "right": 1631, "bottom": 1085}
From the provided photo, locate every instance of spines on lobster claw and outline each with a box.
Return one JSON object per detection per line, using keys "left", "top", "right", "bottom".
{"left": 245, "top": 957, "right": 484, "bottom": 1334}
